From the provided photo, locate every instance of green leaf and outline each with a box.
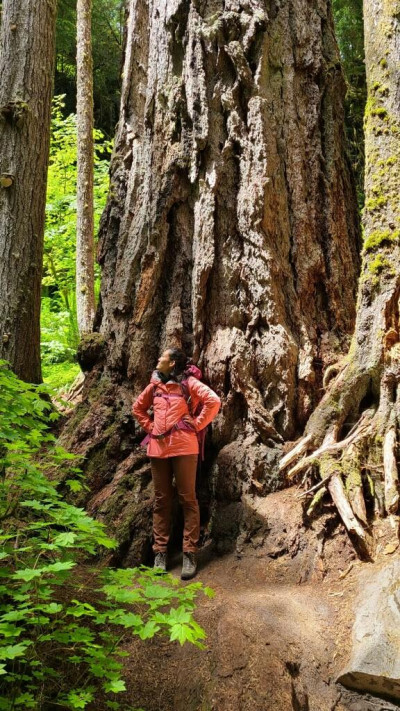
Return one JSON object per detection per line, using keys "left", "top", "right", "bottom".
{"left": 65, "top": 479, "right": 83, "bottom": 492}
{"left": 103, "top": 678, "right": 126, "bottom": 694}
{"left": 14, "top": 692, "right": 36, "bottom": 707}
{"left": 41, "top": 560, "right": 76, "bottom": 573}
{"left": 0, "top": 641, "right": 32, "bottom": 660}
{"left": 53, "top": 531, "right": 77, "bottom": 546}
{"left": 170, "top": 623, "right": 195, "bottom": 645}
{"left": 0, "top": 610, "right": 31, "bottom": 622}
{"left": 13, "top": 568, "right": 42, "bottom": 582}
{"left": 0, "top": 622, "right": 24, "bottom": 637}
{"left": 65, "top": 689, "right": 95, "bottom": 709}
{"left": 34, "top": 602, "right": 63, "bottom": 614}
{"left": 138, "top": 621, "right": 160, "bottom": 640}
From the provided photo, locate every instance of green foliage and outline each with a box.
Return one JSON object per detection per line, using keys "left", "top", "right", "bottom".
{"left": 41, "top": 95, "right": 110, "bottom": 377}
{"left": 332, "top": 0, "right": 367, "bottom": 207}
{"left": 0, "top": 362, "right": 212, "bottom": 710}
{"left": 44, "top": 94, "right": 110, "bottom": 303}
{"left": 41, "top": 361, "right": 81, "bottom": 391}
{"left": 55, "top": 0, "right": 124, "bottom": 138}
{"left": 41, "top": 297, "right": 79, "bottom": 365}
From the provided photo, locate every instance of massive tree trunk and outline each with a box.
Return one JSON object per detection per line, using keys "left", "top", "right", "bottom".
{"left": 76, "top": 0, "right": 96, "bottom": 335}
{"left": 63, "top": 0, "right": 361, "bottom": 563}
{"left": 0, "top": 0, "right": 57, "bottom": 383}
{"left": 281, "top": 0, "right": 400, "bottom": 557}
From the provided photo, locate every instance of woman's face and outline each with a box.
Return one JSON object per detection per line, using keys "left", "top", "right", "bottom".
{"left": 156, "top": 350, "right": 175, "bottom": 374}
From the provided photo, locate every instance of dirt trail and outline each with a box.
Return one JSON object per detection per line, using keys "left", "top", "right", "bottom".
{"left": 102, "top": 488, "right": 400, "bottom": 711}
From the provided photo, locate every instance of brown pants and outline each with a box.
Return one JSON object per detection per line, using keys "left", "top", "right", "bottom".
{"left": 150, "top": 455, "right": 199, "bottom": 554}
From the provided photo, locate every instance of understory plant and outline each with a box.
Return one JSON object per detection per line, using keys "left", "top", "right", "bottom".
{"left": 0, "top": 361, "right": 213, "bottom": 710}
{"left": 41, "top": 95, "right": 110, "bottom": 374}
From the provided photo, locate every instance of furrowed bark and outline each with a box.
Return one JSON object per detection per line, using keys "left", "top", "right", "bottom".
{"left": 61, "top": 0, "right": 361, "bottom": 562}
{"left": 0, "top": 0, "right": 57, "bottom": 382}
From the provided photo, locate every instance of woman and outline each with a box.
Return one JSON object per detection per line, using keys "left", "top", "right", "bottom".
{"left": 132, "top": 348, "right": 221, "bottom": 580}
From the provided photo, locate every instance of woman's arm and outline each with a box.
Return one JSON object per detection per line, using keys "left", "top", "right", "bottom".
{"left": 132, "top": 384, "right": 154, "bottom": 433}
{"left": 188, "top": 377, "right": 221, "bottom": 431}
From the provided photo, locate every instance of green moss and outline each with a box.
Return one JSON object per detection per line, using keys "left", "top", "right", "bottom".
{"left": 345, "top": 466, "right": 362, "bottom": 492}
{"left": 379, "top": 58, "right": 388, "bottom": 68}
{"left": 368, "top": 254, "right": 393, "bottom": 275}
{"left": 365, "top": 195, "right": 388, "bottom": 210}
{"left": 306, "top": 487, "right": 326, "bottom": 517}
{"left": 319, "top": 454, "right": 342, "bottom": 477}
{"left": 372, "top": 106, "right": 388, "bottom": 118}
{"left": 364, "top": 229, "right": 400, "bottom": 252}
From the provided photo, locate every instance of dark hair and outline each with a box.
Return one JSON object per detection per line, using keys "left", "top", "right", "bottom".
{"left": 168, "top": 348, "right": 189, "bottom": 376}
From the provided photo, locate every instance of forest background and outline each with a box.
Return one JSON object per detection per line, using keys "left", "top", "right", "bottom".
{"left": 1, "top": 0, "right": 389, "bottom": 708}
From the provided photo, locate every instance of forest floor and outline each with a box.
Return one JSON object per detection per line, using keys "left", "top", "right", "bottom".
{"left": 93, "top": 487, "right": 400, "bottom": 711}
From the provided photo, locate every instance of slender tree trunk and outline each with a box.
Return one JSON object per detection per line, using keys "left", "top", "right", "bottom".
{"left": 0, "top": 0, "right": 57, "bottom": 383}
{"left": 76, "top": 0, "right": 95, "bottom": 334}
{"left": 282, "top": 0, "right": 400, "bottom": 557}
{"left": 63, "top": 0, "right": 361, "bottom": 563}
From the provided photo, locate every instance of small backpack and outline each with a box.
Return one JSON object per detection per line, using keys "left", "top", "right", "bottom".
{"left": 179, "top": 365, "right": 207, "bottom": 460}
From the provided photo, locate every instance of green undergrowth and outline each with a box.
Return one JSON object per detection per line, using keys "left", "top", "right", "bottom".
{"left": 42, "top": 360, "right": 81, "bottom": 391}
{"left": 0, "top": 361, "right": 213, "bottom": 710}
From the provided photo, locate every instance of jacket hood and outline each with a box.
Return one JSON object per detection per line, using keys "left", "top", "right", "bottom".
{"left": 150, "top": 370, "right": 179, "bottom": 385}
{"left": 150, "top": 365, "right": 202, "bottom": 385}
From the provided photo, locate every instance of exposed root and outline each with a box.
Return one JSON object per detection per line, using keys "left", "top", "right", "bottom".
{"left": 279, "top": 291, "right": 400, "bottom": 559}
{"left": 306, "top": 487, "right": 326, "bottom": 517}
{"left": 279, "top": 434, "right": 312, "bottom": 472}
{"left": 343, "top": 444, "right": 368, "bottom": 525}
{"left": 53, "top": 371, "right": 85, "bottom": 413}
{"left": 283, "top": 411, "right": 373, "bottom": 482}
{"left": 324, "top": 466, "right": 369, "bottom": 555}
{"left": 322, "top": 358, "right": 346, "bottom": 389}
{"left": 383, "top": 427, "right": 399, "bottom": 515}
{"left": 282, "top": 410, "right": 375, "bottom": 557}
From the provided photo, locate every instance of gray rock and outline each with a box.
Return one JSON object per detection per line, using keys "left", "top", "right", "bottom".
{"left": 338, "top": 559, "right": 400, "bottom": 702}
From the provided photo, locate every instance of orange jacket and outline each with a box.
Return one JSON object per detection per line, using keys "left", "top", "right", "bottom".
{"left": 132, "top": 372, "right": 221, "bottom": 458}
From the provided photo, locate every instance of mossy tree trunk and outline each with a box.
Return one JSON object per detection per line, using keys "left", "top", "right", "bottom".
{"left": 76, "top": 0, "right": 96, "bottom": 335}
{"left": 0, "top": 0, "right": 57, "bottom": 382}
{"left": 64, "top": 0, "right": 361, "bottom": 563}
{"left": 281, "top": 0, "right": 400, "bottom": 557}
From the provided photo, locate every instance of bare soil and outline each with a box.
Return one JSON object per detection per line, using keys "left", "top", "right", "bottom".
{"left": 95, "top": 487, "right": 400, "bottom": 711}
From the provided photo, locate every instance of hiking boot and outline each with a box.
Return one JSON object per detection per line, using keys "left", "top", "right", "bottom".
{"left": 153, "top": 552, "right": 167, "bottom": 572}
{"left": 181, "top": 552, "right": 197, "bottom": 580}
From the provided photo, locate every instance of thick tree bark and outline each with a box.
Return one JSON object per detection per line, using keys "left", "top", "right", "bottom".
{"left": 63, "top": 0, "right": 361, "bottom": 562}
{"left": 0, "top": 0, "right": 57, "bottom": 382}
{"left": 281, "top": 0, "right": 400, "bottom": 557}
{"left": 76, "top": 0, "right": 96, "bottom": 334}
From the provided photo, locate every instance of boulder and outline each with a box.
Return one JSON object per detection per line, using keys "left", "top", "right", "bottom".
{"left": 338, "top": 558, "right": 400, "bottom": 702}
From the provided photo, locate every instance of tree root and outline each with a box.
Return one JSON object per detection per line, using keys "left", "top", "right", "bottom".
{"left": 280, "top": 369, "right": 400, "bottom": 558}
{"left": 383, "top": 428, "right": 399, "bottom": 514}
